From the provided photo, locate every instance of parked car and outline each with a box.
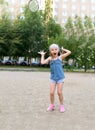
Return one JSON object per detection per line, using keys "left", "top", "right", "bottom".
{"left": 11, "top": 60, "right": 18, "bottom": 65}
{"left": 40, "top": 63, "right": 50, "bottom": 68}
{"left": 31, "top": 61, "right": 50, "bottom": 68}
{"left": 19, "top": 61, "right": 29, "bottom": 66}
{"left": 31, "top": 61, "right": 40, "bottom": 67}
{"left": 92, "top": 66, "right": 95, "bottom": 69}
{"left": 2, "top": 60, "right": 13, "bottom": 65}
{"left": 0, "top": 60, "right": 3, "bottom": 65}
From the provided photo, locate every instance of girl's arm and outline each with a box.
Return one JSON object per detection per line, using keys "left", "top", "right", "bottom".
{"left": 38, "top": 51, "right": 50, "bottom": 64}
{"left": 59, "top": 47, "right": 71, "bottom": 60}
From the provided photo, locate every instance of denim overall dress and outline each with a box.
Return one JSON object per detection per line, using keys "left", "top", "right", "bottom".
{"left": 50, "top": 57, "right": 65, "bottom": 81}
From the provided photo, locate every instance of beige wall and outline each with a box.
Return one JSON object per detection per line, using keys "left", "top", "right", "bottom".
{"left": 53, "top": 0, "right": 95, "bottom": 27}
{"left": 0, "top": 0, "right": 95, "bottom": 27}
{"left": 2, "top": 0, "right": 45, "bottom": 18}
{"left": 0, "top": 0, "right": 29, "bottom": 18}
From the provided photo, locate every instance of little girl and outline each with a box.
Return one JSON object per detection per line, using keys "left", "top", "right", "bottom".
{"left": 38, "top": 44, "right": 71, "bottom": 112}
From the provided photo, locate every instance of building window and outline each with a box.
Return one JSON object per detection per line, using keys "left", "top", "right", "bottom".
{"left": 11, "top": 0, "right": 15, "bottom": 4}
{"left": 91, "top": 0, "right": 95, "bottom": 3}
{"left": 10, "top": 7, "right": 14, "bottom": 12}
{"left": 81, "top": 0, "right": 86, "bottom": 3}
{"left": 55, "top": 0, "right": 59, "bottom": 2}
{"left": 62, "top": 19, "right": 67, "bottom": 23}
{"left": 55, "top": 4, "right": 58, "bottom": 8}
{"left": 72, "top": 13, "right": 76, "bottom": 17}
{"left": 72, "top": 0, "right": 77, "bottom": 2}
{"left": 54, "top": 11, "right": 58, "bottom": 15}
{"left": 81, "top": 13, "right": 85, "bottom": 18}
{"left": 20, "top": 8, "right": 24, "bottom": 13}
{"left": 72, "top": 5, "right": 76, "bottom": 10}
{"left": 91, "top": 14, "right": 95, "bottom": 18}
{"left": 11, "top": 15, "right": 15, "bottom": 20}
{"left": 20, "top": 0, "right": 25, "bottom": 5}
{"left": 63, "top": 0, "right": 68, "bottom": 2}
{"left": 81, "top": 6, "right": 86, "bottom": 11}
{"left": 63, "top": 4, "right": 67, "bottom": 9}
{"left": 62, "top": 11, "right": 67, "bottom": 16}
{"left": 92, "top": 6, "right": 95, "bottom": 11}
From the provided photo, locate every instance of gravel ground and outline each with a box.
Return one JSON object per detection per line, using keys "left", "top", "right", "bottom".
{"left": 0, "top": 71, "right": 95, "bottom": 130}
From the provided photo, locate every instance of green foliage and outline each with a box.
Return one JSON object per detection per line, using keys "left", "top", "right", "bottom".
{"left": 13, "top": 6, "right": 46, "bottom": 58}
{"left": 46, "top": 18, "right": 62, "bottom": 39}
{"left": 44, "top": 0, "right": 52, "bottom": 23}
{"left": 0, "top": 0, "right": 4, "bottom": 4}
{"left": 0, "top": 14, "right": 13, "bottom": 57}
{"left": 0, "top": 5, "right": 95, "bottom": 72}
{"left": 63, "top": 16, "right": 95, "bottom": 72}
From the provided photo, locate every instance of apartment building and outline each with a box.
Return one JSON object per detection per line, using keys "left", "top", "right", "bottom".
{"left": 0, "top": 0, "right": 95, "bottom": 27}
{"left": 0, "top": 0, "right": 45, "bottom": 19}
{"left": 0, "top": 0, "right": 30, "bottom": 19}
{"left": 53, "top": 0, "right": 95, "bottom": 27}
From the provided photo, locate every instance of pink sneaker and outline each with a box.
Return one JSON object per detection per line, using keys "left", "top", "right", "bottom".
{"left": 47, "top": 104, "right": 55, "bottom": 111}
{"left": 60, "top": 105, "right": 65, "bottom": 113}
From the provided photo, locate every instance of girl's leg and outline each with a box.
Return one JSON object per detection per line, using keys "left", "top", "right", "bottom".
{"left": 47, "top": 82, "right": 56, "bottom": 111}
{"left": 50, "top": 82, "right": 56, "bottom": 104}
{"left": 57, "top": 82, "right": 64, "bottom": 105}
{"left": 57, "top": 82, "right": 65, "bottom": 112}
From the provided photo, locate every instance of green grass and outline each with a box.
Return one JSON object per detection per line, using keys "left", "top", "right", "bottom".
{"left": 0, "top": 65, "right": 95, "bottom": 73}
{"left": 0, "top": 65, "right": 50, "bottom": 72}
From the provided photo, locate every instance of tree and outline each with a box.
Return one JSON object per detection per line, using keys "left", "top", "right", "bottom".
{"left": 46, "top": 18, "right": 62, "bottom": 39}
{"left": 44, "top": 0, "right": 53, "bottom": 23}
{"left": 76, "top": 16, "right": 95, "bottom": 72}
{"left": 63, "top": 16, "right": 79, "bottom": 64}
{"left": 60, "top": 16, "right": 95, "bottom": 71}
{"left": 12, "top": 6, "right": 47, "bottom": 62}
{"left": 0, "top": 13, "right": 13, "bottom": 59}
{"left": 0, "top": 0, "right": 4, "bottom": 4}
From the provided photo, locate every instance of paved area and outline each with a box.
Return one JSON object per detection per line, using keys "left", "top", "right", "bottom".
{"left": 0, "top": 71, "right": 95, "bottom": 130}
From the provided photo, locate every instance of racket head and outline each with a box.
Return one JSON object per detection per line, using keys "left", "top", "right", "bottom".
{"left": 28, "top": 0, "right": 39, "bottom": 12}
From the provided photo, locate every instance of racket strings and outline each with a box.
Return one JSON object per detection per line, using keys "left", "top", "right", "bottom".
{"left": 29, "top": 0, "right": 39, "bottom": 12}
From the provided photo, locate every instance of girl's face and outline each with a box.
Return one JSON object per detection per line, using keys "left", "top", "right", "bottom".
{"left": 50, "top": 47, "right": 59, "bottom": 57}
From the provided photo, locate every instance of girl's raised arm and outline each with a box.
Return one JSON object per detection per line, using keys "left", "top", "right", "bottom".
{"left": 59, "top": 47, "right": 71, "bottom": 60}
{"left": 38, "top": 51, "right": 50, "bottom": 64}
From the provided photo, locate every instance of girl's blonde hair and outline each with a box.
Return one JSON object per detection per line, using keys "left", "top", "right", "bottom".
{"left": 49, "top": 44, "right": 60, "bottom": 52}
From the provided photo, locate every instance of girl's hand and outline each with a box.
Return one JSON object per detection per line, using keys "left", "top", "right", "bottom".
{"left": 38, "top": 50, "right": 46, "bottom": 55}
{"left": 61, "top": 46, "right": 65, "bottom": 53}
{"left": 60, "top": 47, "right": 71, "bottom": 60}
{"left": 61, "top": 46, "right": 64, "bottom": 50}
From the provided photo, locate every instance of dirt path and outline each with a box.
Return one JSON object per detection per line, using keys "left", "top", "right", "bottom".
{"left": 0, "top": 71, "right": 95, "bottom": 130}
